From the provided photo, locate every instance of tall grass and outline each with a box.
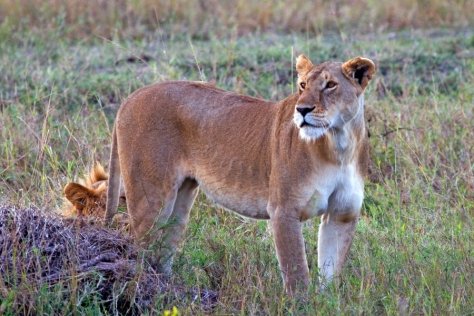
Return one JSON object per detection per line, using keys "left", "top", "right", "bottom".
{"left": 0, "top": 0, "right": 473, "bottom": 40}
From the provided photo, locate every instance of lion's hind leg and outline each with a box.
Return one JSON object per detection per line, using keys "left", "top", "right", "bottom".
{"left": 124, "top": 173, "right": 181, "bottom": 272}
{"left": 156, "top": 178, "right": 199, "bottom": 274}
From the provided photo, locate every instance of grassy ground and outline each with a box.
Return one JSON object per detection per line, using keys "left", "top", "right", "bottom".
{"left": 0, "top": 14, "right": 473, "bottom": 316}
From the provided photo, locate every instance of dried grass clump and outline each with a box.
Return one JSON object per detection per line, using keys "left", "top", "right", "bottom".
{"left": 0, "top": 205, "right": 217, "bottom": 314}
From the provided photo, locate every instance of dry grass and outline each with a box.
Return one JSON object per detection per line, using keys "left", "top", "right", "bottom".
{"left": 0, "top": 0, "right": 473, "bottom": 39}
{"left": 0, "top": 205, "right": 217, "bottom": 314}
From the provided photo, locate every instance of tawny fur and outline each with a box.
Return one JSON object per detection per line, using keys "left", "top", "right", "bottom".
{"left": 105, "top": 56, "right": 376, "bottom": 294}
{"left": 63, "top": 162, "right": 126, "bottom": 221}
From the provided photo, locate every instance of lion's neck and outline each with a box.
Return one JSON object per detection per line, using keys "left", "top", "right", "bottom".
{"left": 324, "top": 98, "right": 366, "bottom": 165}
{"left": 326, "top": 127, "right": 361, "bottom": 165}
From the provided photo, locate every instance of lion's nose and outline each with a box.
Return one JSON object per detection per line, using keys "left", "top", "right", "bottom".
{"left": 296, "top": 106, "right": 315, "bottom": 117}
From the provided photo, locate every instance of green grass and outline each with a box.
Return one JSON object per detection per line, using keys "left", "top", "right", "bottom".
{"left": 1, "top": 27, "right": 473, "bottom": 314}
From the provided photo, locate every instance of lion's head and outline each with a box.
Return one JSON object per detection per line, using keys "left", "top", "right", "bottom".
{"left": 293, "top": 55, "right": 375, "bottom": 141}
{"left": 63, "top": 162, "right": 126, "bottom": 219}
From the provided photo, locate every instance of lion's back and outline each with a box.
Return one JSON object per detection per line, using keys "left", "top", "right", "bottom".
{"left": 115, "top": 81, "right": 274, "bottom": 140}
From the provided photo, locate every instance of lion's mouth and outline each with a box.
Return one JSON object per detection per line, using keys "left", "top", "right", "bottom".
{"left": 300, "top": 120, "right": 329, "bottom": 128}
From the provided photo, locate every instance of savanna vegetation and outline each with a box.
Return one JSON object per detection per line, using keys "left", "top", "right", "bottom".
{"left": 0, "top": 0, "right": 473, "bottom": 314}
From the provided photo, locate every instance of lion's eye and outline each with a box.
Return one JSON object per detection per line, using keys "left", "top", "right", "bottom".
{"left": 325, "top": 81, "right": 337, "bottom": 89}
{"left": 299, "top": 82, "right": 306, "bottom": 90}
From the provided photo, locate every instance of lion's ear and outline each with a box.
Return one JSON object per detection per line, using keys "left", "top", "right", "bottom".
{"left": 64, "top": 182, "right": 98, "bottom": 211}
{"left": 296, "top": 54, "right": 314, "bottom": 76}
{"left": 342, "top": 57, "right": 376, "bottom": 90}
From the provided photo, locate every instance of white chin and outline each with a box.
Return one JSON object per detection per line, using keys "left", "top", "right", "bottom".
{"left": 299, "top": 126, "right": 327, "bottom": 142}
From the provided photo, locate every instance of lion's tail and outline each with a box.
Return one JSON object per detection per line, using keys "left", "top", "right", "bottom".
{"left": 105, "top": 124, "right": 121, "bottom": 225}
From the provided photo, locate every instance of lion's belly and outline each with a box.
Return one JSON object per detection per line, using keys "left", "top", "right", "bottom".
{"left": 300, "top": 163, "right": 364, "bottom": 220}
{"left": 197, "top": 180, "right": 270, "bottom": 219}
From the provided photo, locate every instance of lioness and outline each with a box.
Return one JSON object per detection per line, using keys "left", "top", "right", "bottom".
{"left": 106, "top": 55, "right": 375, "bottom": 294}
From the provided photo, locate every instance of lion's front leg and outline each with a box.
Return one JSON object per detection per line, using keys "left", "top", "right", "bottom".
{"left": 317, "top": 211, "right": 359, "bottom": 287}
{"left": 270, "top": 211, "right": 310, "bottom": 295}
